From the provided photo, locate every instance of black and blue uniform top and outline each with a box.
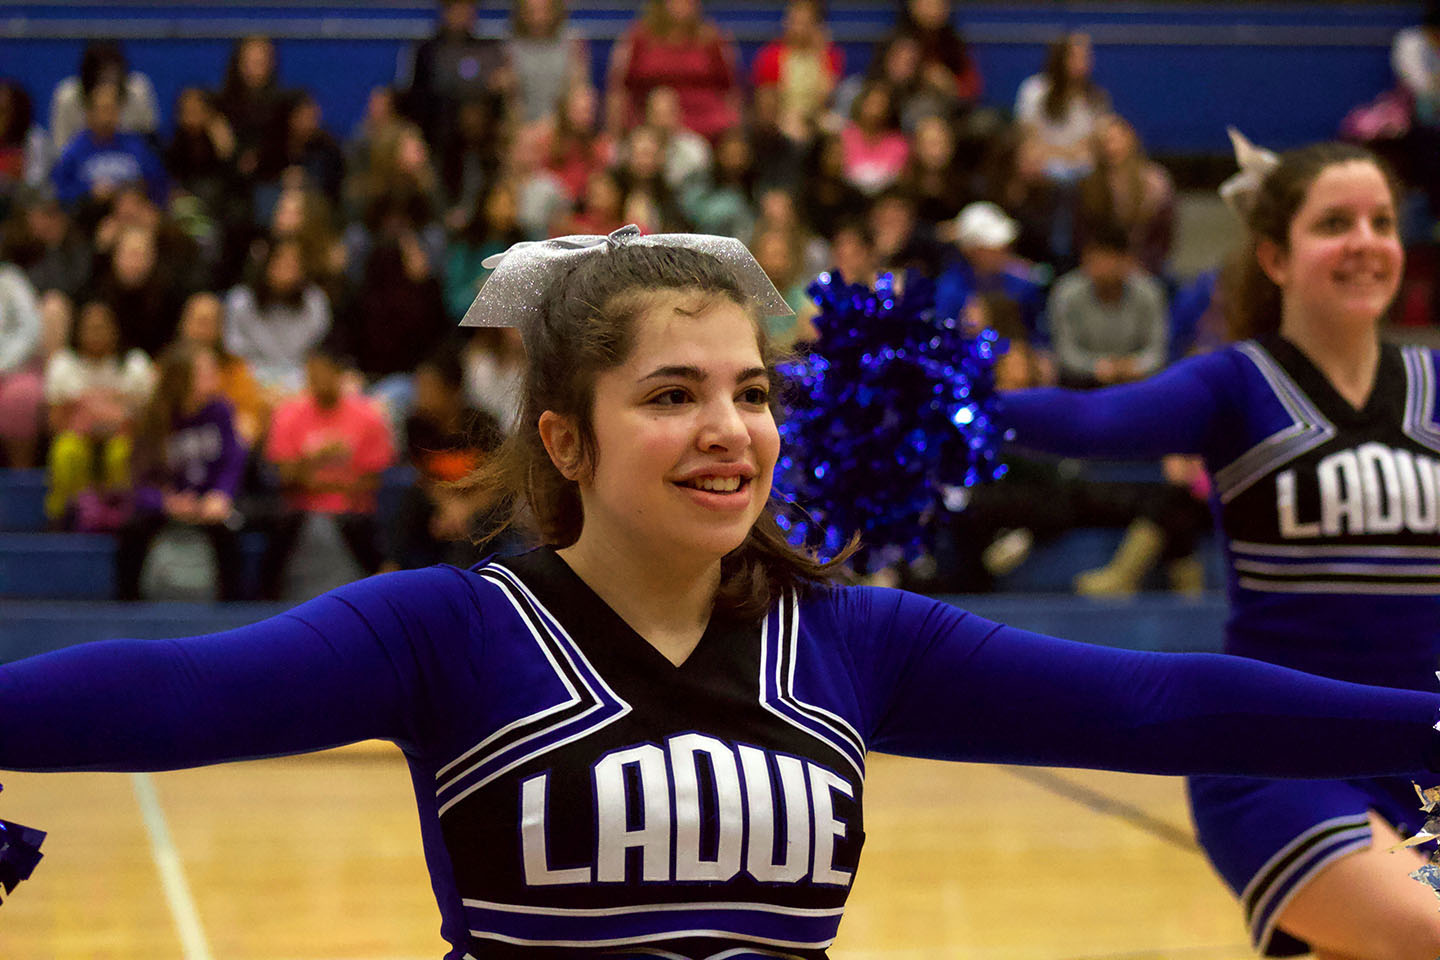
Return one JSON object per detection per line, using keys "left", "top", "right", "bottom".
{"left": 1007, "top": 334, "right": 1440, "bottom": 693}
{"left": 3, "top": 545, "right": 1440, "bottom": 958}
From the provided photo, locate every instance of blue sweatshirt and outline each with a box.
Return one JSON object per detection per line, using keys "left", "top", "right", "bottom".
{"left": 51, "top": 130, "right": 168, "bottom": 208}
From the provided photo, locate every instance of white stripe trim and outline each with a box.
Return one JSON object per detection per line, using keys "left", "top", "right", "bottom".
{"left": 1401, "top": 346, "right": 1440, "bottom": 455}
{"left": 132, "top": 773, "right": 214, "bottom": 960}
{"left": 780, "top": 592, "right": 865, "bottom": 755}
{"left": 1215, "top": 342, "right": 1335, "bottom": 503}
{"left": 468, "top": 929, "right": 834, "bottom": 950}
{"left": 1234, "top": 558, "right": 1440, "bottom": 577}
{"left": 1238, "top": 813, "right": 1369, "bottom": 913}
{"left": 1230, "top": 540, "right": 1440, "bottom": 559}
{"left": 463, "top": 897, "right": 845, "bottom": 918}
{"left": 1237, "top": 576, "right": 1440, "bottom": 595}
{"left": 1252, "top": 835, "right": 1372, "bottom": 954}
{"left": 626, "top": 949, "right": 804, "bottom": 960}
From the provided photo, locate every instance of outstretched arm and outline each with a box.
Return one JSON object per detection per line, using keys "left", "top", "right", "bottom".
{"left": 849, "top": 589, "right": 1439, "bottom": 779}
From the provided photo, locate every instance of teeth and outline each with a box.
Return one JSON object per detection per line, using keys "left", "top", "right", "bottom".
{"left": 686, "top": 476, "right": 743, "bottom": 493}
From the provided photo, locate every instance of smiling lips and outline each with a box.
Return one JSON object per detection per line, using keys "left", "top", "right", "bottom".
{"left": 677, "top": 475, "right": 748, "bottom": 493}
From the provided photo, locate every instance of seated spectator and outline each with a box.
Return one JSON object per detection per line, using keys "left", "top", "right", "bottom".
{"left": 1048, "top": 221, "right": 1168, "bottom": 388}
{"left": 751, "top": 0, "right": 843, "bottom": 146}
{"left": 397, "top": 0, "right": 509, "bottom": 147}
{"left": 870, "top": 187, "right": 946, "bottom": 276}
{"left": 116, "top": 342, "right": 245, "bottom": 601}
{"left": 343, "top": 219, "right": 450, "bottom": 388}
{"left": 43, "top": 298, "right": 154, "bottom": 524}
{"left": 836, "top": 32, "right": 952, "bottom": 136}
{"left": 895, "top": 0, "right": 983, "bottom": 109}
{"left": 388, "top": 350, "right": 504, "bottom": 570}
{"left": 261, "top": 343, "right": 394, "bottom": 600}
{"left": 1013, "top": 32, "right": 1110, "bottom": 183}
{"left": 254, "top": 92, "right": 344, "bottom": 203}
{"left": 0, "top": 185, "right": 92, "bottom": 299}
{"left": 1077, "top": 114, "right": 1175, "bottom": 276}
{"left": 518, "top": 81, "right": 615, "bottom": 208}
{"left": 983, "top": 129, "right": 1066, "bottom": 268}
{"left": 0, "top": 261, "right": 43, "bottom": 467}
{"left": 215, "top": 35, "right": 288, "bottom": 183}
{"left": 224, "top": 238, "right": 331, "bottom": 394}
{"left": 840, "top": 82, "right": 910, "bottom": 196}
{"left": 51, "top": 79, "right": 168, "bottom": 212}
{"left": 165, "top": 86, "right": 237, "bottom": 206}
{"left": 445, "top": 178, "right": 525, "bottom": 322}
{"left": 564, "top": 167, "right": 627, "bottom": 236}
{"left": 438, "top": 95, "right": 504, "bottom": 230}
{"left": 0, "top": 81, "right": 51, "bottom": 215}
{"left": 506, "top": 0, "right": 590, "bottom": 126}
{"left": 256, "top": 184, "right": 346, "bottom": 302}
{"left": 935, "top": 201, "right": 1049, "bottom": 340}
{"left": 899, "top": 112, "right": 977, "bottom": 227}
{"left": 826, "top": 218, "right": 880, "bottom": 287}
{"left": 462, "top": 327, "right": 525, "bottom": 428}
{"left": 615, "top": 125, "right": 689, "bottom": 231}
{"left": 342, "top": 86, "right": 402, "bottom": 194}
{"left": 750, "top": 224, "right": 817, "bottom": 345}
{"left": 89, "top": 222, "right": 190, "bottom": 357}
{"left": 755, "top": 186, "right": 829, "bottom": 279}
{"left": 606, "top": 0, "right": 741, "bottom": 142}
{"left": 343, "top": 123, "right": 445, "bottom": 277}
{"left": 177, "top": 291, "right": 267, "bottom": 445}
{"left": 48, "top": 41, "right": 158, "bottom": 160}
{"left": 683, "top": 126, "right": 755, "bottom": 238}
{"left": 645, "top": 86, "right": 712, "bottom": 193}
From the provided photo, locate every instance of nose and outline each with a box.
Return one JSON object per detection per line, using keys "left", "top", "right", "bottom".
{"left": 698, "top": 396, "right": 750, "bottom": 453}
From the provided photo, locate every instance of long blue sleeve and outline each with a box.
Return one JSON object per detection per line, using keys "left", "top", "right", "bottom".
{"left": 1003, "top": 348, "right": 1244, "bottom": 460}
{"left": 0, "top": 569, "right": 480, "bottom": 772}
{"left": 830, "top": 588, "right": 1440, "bottom": 778}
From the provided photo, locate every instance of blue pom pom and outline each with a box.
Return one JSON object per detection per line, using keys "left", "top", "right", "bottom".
{"left": 0, "top": 784, "right": 45, "bottom": 902}
{"left": 774, "top": 269, "right": 1008, "bottom": 570}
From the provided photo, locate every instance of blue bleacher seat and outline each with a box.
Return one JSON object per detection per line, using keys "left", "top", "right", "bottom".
{"left": 0, "top": 470, "right": 46, "bottom": 533}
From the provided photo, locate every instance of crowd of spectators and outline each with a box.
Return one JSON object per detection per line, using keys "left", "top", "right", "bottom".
{"left": 0, "top": 0, "right": 1399, "bottom": 599}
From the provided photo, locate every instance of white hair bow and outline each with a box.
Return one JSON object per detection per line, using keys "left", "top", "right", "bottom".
{"left": 459, "top": 225, "right": 795, "bottom": 331}
{"left": 1218, "top": 127, "right": 1280, "bottom": 220}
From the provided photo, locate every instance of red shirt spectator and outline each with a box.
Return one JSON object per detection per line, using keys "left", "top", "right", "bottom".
{"left": 751, "top": 0, "right": 844, "bottom": 140}
{"left": 267, "top": 379, "right": 394, "bottom": 515}
{"left": 607, "top": 0, "right": 740, "bottom": 142}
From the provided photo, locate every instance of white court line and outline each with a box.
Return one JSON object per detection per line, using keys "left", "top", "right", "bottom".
{"left": 131, "top": 772, "right": 215, "bottom": 960}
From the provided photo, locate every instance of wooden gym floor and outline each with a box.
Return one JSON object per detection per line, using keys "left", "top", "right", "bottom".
{"left": 0, "top": 746, "right": 1265, "bottom": 960}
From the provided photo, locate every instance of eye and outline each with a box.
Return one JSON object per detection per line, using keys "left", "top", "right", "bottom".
{"left": 1372, "top": 212, "right": 1397, "bottom": 234}
{"left": 649, "top": 387, "right": 692, "bottom": 406}
{"left": 1317, "top": 213, "right": 1351, "bottom": 233}
{"left": 738, "top": 384, "right": 771, "bottom": 406}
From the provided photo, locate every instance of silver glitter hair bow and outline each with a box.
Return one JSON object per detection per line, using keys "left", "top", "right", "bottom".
{"left": 459, "top": 224, "right": 795, "bottom": 331}
{"left": 1218, "top": 127, "right": 1280, "bottom": 220}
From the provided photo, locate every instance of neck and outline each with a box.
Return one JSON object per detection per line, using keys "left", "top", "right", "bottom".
{"left": 557, "top": 535, "right": 719, "bottom": 667}
{"left": 1280, "top": 309, "right": 1381, "bottom": 406}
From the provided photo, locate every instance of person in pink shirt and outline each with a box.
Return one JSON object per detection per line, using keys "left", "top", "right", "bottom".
{"left": 261, "top": 343, "right": 394, "bottom": 599}
{"left": 606, "top": 0, "right": 740, "bottom": 143}
{"left": 840, "top": 81, "right": 910, "bottom": 195}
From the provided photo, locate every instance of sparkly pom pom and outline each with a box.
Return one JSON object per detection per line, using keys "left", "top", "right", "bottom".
{"left": 773, "top": 269, "right": 1009, "bottom": 569}
{"left": 0, "top": 785, "right": 45, "bottom": 904}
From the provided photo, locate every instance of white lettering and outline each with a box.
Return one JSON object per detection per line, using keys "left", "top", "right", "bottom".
{"left": 739, "top": 746, "right": 811, "bottom": 883}
{"left": 1276, "top": 470, "right": 1320, "bottom": 539}
{"left": 594, "top": 744, "right": 671, "bottom": 882}
{"left": 670, "top": 733, "right": 744, "bottom": 882}
{"left": 520, "top": 773, "right": 591, "bottom": 885}
{"left": 1319, "top": 450, "right": 1365, "bottom": 535}
{"left": 1357, "top": 442, "right": 1404, "bottom": 533}
{"left": 808, "top": 762, "right": 854, "bottom": 887}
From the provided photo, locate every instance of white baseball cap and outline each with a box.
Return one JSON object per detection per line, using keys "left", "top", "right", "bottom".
{"left": 952, "top": 201, "right": 1019, "bottom": 250}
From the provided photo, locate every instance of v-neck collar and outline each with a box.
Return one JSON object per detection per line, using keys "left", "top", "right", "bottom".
{"left": 1261, "top": 333, "right": 1403, "bottom": 426}
{"left": 497, "top": 547, "right": 728, "bottom": 675}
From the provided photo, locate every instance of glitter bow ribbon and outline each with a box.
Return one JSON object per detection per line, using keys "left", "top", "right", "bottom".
{"left": 459, "top": 224, "right": 794, "bottom": 333}
{"left": 1218, "top": 127, "right": 1280, "bottom": 220}
{"left": 0, "top": 784, "right": 45, "bottom": 904}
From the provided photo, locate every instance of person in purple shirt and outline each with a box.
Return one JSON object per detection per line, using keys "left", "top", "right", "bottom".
{"left": 50, "top": 79, "right": 168, "bottom": 211}
{"left": 115, "top": 341, "right": 245, "bottom": 601}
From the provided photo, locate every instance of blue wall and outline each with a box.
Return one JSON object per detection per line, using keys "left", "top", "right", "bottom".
{"left": 0, "top": 2, "right": 1420, "bottom": 155}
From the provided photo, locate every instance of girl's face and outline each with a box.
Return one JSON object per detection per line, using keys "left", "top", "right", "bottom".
{"left": 716, "top": 132, "right": 751, "bottom": 175}
{"left": 1099, "top": 117, "right": 1135, "bottom": 164}
{"left": 663, "top": 0, "right": 700, "bottom": 25}
{"left": 857, "top": 89, "right": 892, "bottom": 131}
{"left": 556, "top": 293, "right": 779, "bottom": 567}
{"left": 1066, "top": 34, "right": 1093, "bottom": 81}
{"left": 189, "top": 349, "right": 222, "bottom": 405}
{"left": 77, "top": 304, "right": 119, "bottom": 358}
{"left": 113, "top": 230, "right": 157, "bottom": 287}
{"left": 626, "top": 130, "right": 663, "bottom": 179}
{"left": 563, "top": 84, "right": 597, "bottom": 128}
{"left": 272, "top": 189, "right": 306, "bottom": 235}
{"left": 883, "top": 38, "right": 920, "bottom": 84}
{"left": 1262, "top": 160, "right": 1402, "bottom": 332}
{"left": 586, "top": 171, "right": 622, "bottom": 215}
{"left": 177, "top": 89, "right": 209, "bottom": 131}
{"left": 831, "top": 230, "right": 872, "bottom": 282}
{"left": 239, "top": 39, "right": 274, "bottom": 88}
{"left": 266, "top": 244, "right": 305, "bottom": 294}
{"left": 914, "top": 116, "right": 954, "bottom": 168}
{"left": 179, "top": 295, "right": 224, "bottom": 346}
{"left": 908, "top": 0, "right": 949, "bottom": 29}
{"left": 520, "top": 0, "right": 558, "bottom": 32}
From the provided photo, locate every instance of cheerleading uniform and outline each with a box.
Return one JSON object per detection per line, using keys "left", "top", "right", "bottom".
{"left": 3, "top": 546, "right": 1440, "bottom": 958}
{"left": 1005, "top": 333, "right": 1440, "bottom": 955}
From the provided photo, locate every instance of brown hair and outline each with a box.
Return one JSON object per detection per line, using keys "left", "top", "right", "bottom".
{"left": 134, "top": 341, "right": 213, "bottom": 480}
{"left": 1224, "top": 141, "right": 1398, "bottom": 341}
{"left": 462, "top": 242, "right": 856, "bottom": 619}
{"left": 1041, "top": 32, "right": 1103, "bottom": 123}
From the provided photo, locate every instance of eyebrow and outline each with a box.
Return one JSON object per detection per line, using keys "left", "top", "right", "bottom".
{"left": 640, "top": 365, "right": 769, "bottom": 383}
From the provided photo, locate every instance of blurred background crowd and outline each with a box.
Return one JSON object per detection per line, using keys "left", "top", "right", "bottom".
{"left": 0, "top": 0, "right": 1435, "bottom": 603}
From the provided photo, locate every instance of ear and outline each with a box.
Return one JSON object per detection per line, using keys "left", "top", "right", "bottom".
{"left": 538, "top": 410, "right": 584, "bottom": 482}
{"left": 1254, "top": 237, "right": 1290, "bottom": 289}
